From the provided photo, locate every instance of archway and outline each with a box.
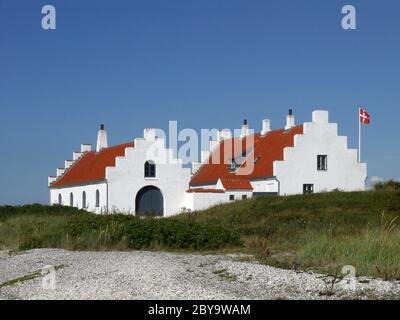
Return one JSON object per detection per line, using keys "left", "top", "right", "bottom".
{"left": 135, "top": 186, "right": 164, "bottom": 217}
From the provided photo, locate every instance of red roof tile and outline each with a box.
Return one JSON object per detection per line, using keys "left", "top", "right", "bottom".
{"left": 219, "top": 178, "right": 253, "bottom": 190}
{"left": 190, "top": 126, "right": 303, "bottom": 186}
{"left": 50, "top": 142, "right": 134, "bottom": 188}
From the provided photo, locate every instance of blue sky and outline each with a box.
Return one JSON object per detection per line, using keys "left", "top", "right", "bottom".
{"left": 0, "top": 0, "right": 399, "bottom": 205}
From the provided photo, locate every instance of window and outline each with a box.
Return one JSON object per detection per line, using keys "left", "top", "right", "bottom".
{"left": 303, "top": 184, "right": 314, "bottom": 194}
{"left": 70, "top": 193, "right": 74, "bottom": 207}
{"left": 58, "top": 194, "right": 62, "bottom": 205}
{"left": 242, "top": 195, "right": 248, "bottom": 200}
{"left": 317, "top": 155, "right": 328, "bottom": 171}
{"left": 82, "top": 191, "right": 87, "bottom": 208}
{"left": 229, "top": 195, "right": 235, "bottom": 201}
{"left": 144, "top": 160, "right": 156, "bottom": 178}
{"left": 95, "top": 190, "right": 100, "bottom": 208}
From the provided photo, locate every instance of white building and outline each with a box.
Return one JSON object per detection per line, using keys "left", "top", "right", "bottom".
{"left": 49, "top": 110, "right": 367, "bottom": 216}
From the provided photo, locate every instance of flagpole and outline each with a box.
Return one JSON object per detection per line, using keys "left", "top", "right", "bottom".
{"left": 358, "top": 107, "right": 361, "bottom": 163}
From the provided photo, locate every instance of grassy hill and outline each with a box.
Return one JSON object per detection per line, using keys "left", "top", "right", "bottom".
{"left": 1, "top": 189, "right": 400, "bottom": 280}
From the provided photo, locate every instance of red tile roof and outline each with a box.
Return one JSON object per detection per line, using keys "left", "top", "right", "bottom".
{"left": 219, "top": 178, "right": 253, "bottom": 190}
{"left": 186, "top": 188, "right": 225, "bottom": 193}
{"left": 190, "top": 126, "right": 303, "bottom": 186}
{"left": 50, "top": 142, "right": 134, "bottom": 188}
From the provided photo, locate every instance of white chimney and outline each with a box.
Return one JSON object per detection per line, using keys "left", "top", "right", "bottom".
{"left": 285, "top": 109, "right": 295, "bottom": 130}
{"left": 240, "top": 119, "right": 249, "bottom": 138}
{"left": 96, "top": 124, "right": 108, "bottom": 152}
{"left": 261, "top": 119, "right": 271, "bottom": 135}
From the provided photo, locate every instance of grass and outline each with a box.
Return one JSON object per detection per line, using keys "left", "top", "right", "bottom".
{"left": 176, "top": 189, "right": 400, "bottom": 280}
{"left": 1, "top": 189, "right": 400, "bottom": 280}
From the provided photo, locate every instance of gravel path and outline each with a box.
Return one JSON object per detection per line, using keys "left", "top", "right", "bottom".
{"left": 0, "top": 249, "right": 399, "bottom": 300}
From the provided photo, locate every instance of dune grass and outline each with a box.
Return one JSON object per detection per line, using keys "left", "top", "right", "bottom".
{"left": 1, "top": 189, "right": 400, "bottom": 280}
{"left": 176, "top": 190, "right": 400, "bottom": 279}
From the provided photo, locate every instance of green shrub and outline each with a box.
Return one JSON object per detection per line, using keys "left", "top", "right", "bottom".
{"left": 0, "top": 206, "right": 240, "bottom": 251}
{"left": 374, "top": 179, "right": 400, "bottom": 191}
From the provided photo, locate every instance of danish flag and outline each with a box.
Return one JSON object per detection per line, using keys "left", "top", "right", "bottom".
{"left": 359, "top": 107, "right": 370, "bottom": 124}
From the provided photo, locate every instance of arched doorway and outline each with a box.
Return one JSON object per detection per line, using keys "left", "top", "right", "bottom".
{"left": 135, "top": 186, "right": 164, "bottom": 217}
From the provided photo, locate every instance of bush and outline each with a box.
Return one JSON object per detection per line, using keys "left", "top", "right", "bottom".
{"left": 0, "top": 206, "right": 241, "bottom": 251}
{"left": 374, "top": 180, "right": 400, "bottom": 191}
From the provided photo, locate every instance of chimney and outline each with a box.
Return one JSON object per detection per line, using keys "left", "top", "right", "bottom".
{"left": 96, "top": 124, "right": 108, "bottom": 152}
{"left": 261, "top": 119, "right": 271, "bottom": 136}
{"left": 285, "top": 109, "right": 295, "bottom": 130}
{"left": 240, "top": 119, "right": 249, "bottom": 138}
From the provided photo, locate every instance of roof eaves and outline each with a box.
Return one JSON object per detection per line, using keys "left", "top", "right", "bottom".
{"left": 49, "top": 179, "right": 107, "bottom": 189}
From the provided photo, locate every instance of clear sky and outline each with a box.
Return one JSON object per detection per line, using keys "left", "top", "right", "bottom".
{"left": 0, "top": 0, "right": 399, "bottom": 205}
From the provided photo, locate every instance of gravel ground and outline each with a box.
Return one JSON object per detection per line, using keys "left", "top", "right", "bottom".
{"left": 0, "top": 249, "right": 399, "bottom": 300}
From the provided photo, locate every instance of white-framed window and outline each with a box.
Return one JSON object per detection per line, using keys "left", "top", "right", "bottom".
{"left": 317, "top": 155, "right": 328, "bottom": 171}
{"left": 144, "top": 160, "right": 156, "bottom": 178}
{"left": 70, "top": 193, "right": 74, "bottom": 207}
{"left": 229, "top": 194, "right": 235, "bottom": 201}
{"left": 58, "top": 194, "right": 62, "bottom": 205}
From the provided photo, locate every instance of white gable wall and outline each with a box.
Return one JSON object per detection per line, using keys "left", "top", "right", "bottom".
{"left": 106, "top": 133, "right": 191, "bottom": 216}
{"left": 274, "top": 111, "right": 367, "bottom": 195}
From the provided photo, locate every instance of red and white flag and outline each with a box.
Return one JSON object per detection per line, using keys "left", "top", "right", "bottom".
{"left": 359, "top": 107, "right": 370, "bottom": 124}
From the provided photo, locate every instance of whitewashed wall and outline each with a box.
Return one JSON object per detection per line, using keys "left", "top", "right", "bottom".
{"left": 184, "top": 190, "right": 253, "bottom": 211}
{"left": 106, "top": 130, "right": 192, "bottom": 217}
{"left": 50, "top": 182, "right": 108, "bottom": 214}
{"left": 250, "top": 179, "right": 279, "bottom": 193}
{"left": 274, "top": 110, "right": 367, "bottom": 195}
